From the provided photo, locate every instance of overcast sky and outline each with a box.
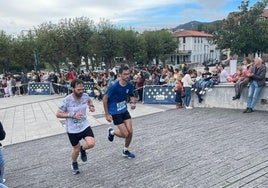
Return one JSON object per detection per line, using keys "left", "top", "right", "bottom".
{"left": 0, "top": 0, "right": 262, "bottom": 35}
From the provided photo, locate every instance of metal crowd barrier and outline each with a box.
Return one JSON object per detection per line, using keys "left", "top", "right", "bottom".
{"left": 143, "top": 85, "right": 176, "bottom": 104}
{"left": 26, "top": 82, "right": 96, "bottom": 96}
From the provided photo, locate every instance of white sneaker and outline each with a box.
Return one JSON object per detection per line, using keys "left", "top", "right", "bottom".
{"left": 207, "top": 88, "right": 213, "bottom": 92}
{"left": 2, "top": 179, "right": 5, "bottom": 183}
{"left": 186, "top": 106, "right": 193, "bottom": 109}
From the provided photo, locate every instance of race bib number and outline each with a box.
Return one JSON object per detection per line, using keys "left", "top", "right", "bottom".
{"left": 72, "top": 117, "right": 86, "bottom": 129}
{"left": 116, "top": 101, "right": 126, "bottom": 111}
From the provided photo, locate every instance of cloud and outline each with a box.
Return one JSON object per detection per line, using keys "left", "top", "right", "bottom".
{"left": 0, "top": 0, "right": 259, "bottom": 35}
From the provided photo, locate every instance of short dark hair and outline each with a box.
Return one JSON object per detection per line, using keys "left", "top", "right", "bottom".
{"left": 119, "top": 64, "right": 130, "bottom": 74}
{"left": 70, "top": 79, "right": 84, "bottom": 88}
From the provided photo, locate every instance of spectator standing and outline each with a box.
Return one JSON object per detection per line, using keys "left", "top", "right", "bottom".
{"left": 56, "top": 79, "right": 96, "bottom": 174}
{"left": 107, "top": 71, "right": 116, "bottom": 88}
{"left": 5, "top": 76, "right": 12, "bottom": 97}
{"left": 135, "top": 71, "right": 145, "bottom": 102}
{"left": 243, "top": 57, "right": 266, "bottom": 113}
{"left": 58, "top": 72, "right": 67, "bottom": 95}
{"left": 20, "top": 72, "right": 28, "bottom": 95}
{"left": 67, "top": 70, "right": 75, "bottom": 82}
{"left": 159, "top": 69, "right": 169, "bottom": 85}
{"left": 182, "top": 69, "right": 194, "bottom": 109}
{"left": 151, "top": 72, "right": 160, "bottom": 85}
{"left": 49, "top": 72, "right": 58, "bottom": 94}
{"left": 11, "top": 75, "right": 17, "bottom": 96}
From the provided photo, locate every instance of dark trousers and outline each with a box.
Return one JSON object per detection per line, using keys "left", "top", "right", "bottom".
{"left": 234, "top": 78, "right": 249, "bottom": 97}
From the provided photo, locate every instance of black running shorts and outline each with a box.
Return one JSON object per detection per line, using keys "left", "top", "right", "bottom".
{"left": 67, "top": 126, "right": 94, "bottom": 146}
{"left": 111, "top": 111, "right": 131, "bottom": 125}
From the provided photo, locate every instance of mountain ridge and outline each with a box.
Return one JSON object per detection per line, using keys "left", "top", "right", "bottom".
{"left": 172, "top": 20, "right": 222, "bottom": 31}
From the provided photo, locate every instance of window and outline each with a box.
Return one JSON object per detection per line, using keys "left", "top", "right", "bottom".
{"left": 183, "top": 37, "right": 186, "bottom": 43}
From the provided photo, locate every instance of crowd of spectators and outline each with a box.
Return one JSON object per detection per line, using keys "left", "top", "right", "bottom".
{"left": 0, "top": 58, "right": 266, "bottom": 111}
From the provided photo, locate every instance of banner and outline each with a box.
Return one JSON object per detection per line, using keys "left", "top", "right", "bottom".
{"left": 143, "top": 85, "right": 176, "bottom": 104}
{"left": 230, "top": 59, "right": 237, "bottom": 75}
{"left": 28, "top": 82, "right": 51, "bottom": 95}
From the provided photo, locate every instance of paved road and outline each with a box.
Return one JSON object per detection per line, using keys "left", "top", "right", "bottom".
{"left": 0, "top": 95, "right": 173, "bottom": 146}
{"left": 1, "top": 95, "right": 268, "bottom": 187}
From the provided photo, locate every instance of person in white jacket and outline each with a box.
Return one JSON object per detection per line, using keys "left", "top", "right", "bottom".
{"left": 182, "top": 69, "right": 194, "bottom": 109}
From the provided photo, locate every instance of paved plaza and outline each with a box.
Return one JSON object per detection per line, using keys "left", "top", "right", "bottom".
{"left": 1, "top": 95, "right": 268, "bottom": 187}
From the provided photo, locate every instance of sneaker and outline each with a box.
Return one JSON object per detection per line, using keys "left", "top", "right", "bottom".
{"left": 122, "top": 149, "right": 135, "bottom": 159}
{"left": 71, "top": 162, "right": 80, "bottom": 175}
{"left": 2, "top": 179, "right": 5, "bottom": 183}
{"left": 80, "top": 146, "right": 87, "bottom": 162}
{"left": 108, "top": 127, "right": 114, "bottom": 142}
{"left": 207, "top": 88, "right": 213, "bottom": 92}
{"left": 186, "top": 106, "right": 193, "bottom": 109}
{"left": 243, "top": 108, "right": 254, "bottom": 113}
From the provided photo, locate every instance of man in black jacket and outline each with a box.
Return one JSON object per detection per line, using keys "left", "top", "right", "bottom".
{"left": 243, "top": 57, "right": 267, "bottom": 113}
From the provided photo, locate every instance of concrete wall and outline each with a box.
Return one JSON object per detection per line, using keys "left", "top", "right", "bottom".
{"left": 192, "top": 82, "right": 268, "bottom": 111}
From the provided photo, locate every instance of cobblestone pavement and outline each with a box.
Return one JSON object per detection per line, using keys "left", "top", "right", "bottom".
{"left": 3, "top": 104, "right": 268, "bottom": 188}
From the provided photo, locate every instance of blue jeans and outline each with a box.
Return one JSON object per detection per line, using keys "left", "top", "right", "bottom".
{"left": 247, "top": 81, "right": 263, "bottom": 109}
{"left": 184, "top": 87, "right": 191, "bottom": 107}
{"left": 0, "top": 183, "right": 7, "bottom": 188}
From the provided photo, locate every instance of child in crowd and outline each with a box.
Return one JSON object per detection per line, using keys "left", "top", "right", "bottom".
{"left": 232, "top": 57, "right": 253, "bottom": 100}
{"left": 174, "top": 73, "right": 184, "bottom": 109}
{"left": 167, "top": 77, "right": 176, "bottom": 87}
{"left": 191, "top": 71, "right": 204, "bottom": 103}
{"left": 210, "top": 68, "right": 220, "bottom": 86}
{"left": 199, "top": 67, "right": 212, "bottom": 95}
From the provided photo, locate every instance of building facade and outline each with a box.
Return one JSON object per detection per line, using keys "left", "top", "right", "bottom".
{"left": 168, "top": 30, "right": 220, "bottom": 66}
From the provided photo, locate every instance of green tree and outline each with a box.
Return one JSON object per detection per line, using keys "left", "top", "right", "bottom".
{"left": 11, "top": 34, "right": 36, "bottom": 72}
{"left": 214, "top": 0, "right": 268, "bottom": 56}
{"left": 139, "top": 29, "right": 177, "bottom": 67}
{"left": 117, "top": 28, "right": 139, "bottom": 67}
{"left": 35, "top": 22, "right": 65, "bottom": 72}
{"left": 0, "top": 31, "right": 12, "bottom": 73}
{"left": 93, "top": 20, "right": 121, "bottom": 69}
{"left": 57, "top": 17, "right": 95, "bottom": 72}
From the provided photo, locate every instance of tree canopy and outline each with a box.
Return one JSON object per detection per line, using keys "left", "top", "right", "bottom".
{"left": 213, "top": 0, "right": 268, "bottom": 57}
{"left": 0, "top": 18, "right": 177, "bottom": 73}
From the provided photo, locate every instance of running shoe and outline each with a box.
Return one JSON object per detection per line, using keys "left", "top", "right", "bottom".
{"left": 80, "top": 146, "right": 87, "bottom": 162}
{"left": 71, "top": 162, "right": 80, "bottom": 175}
{"left": 108, "top": 127, "right": 114, "bottom": 142}
{"left": 122, "top": 149, "right": 135, "bottom": 159}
